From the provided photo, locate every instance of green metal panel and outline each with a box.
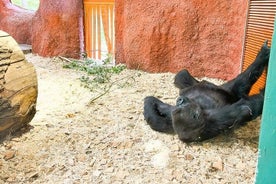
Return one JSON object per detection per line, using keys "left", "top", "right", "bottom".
{"left": 255, "top": 19, "right": 276, "bottom": 184}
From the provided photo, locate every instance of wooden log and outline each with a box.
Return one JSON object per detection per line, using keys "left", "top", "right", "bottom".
{"left": 0, "top": 30, "right": 38, "bottom": 140}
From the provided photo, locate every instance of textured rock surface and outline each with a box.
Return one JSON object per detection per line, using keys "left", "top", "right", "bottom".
{"left": 0, "top": 0, "right": 84, "bottom": 58}
{"left": 32, "top": 0, "right": 84, "bottom": 58}
{"left": 0, "top": 0, "right": 34, "bottom": 44}
{"left": 115, "top": 0, "right": 248, "bottom": 80}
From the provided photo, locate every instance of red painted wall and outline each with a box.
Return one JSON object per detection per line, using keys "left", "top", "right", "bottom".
{"left": 115, "top": 0, "right": 248, "bottom": 80}
{"left": 0, "top": 0, "right": 84, "bottom": 58}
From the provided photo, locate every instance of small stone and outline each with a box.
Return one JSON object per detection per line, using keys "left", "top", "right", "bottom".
{"left": 164, "top": 169, "right": 174, "bottom": 181}
{"left": 124, "top": 141, "right": 134, "bottom": 149}
{"left": 171, "top": 144, "right": 180, "bottom": 151}
{"left": 11, "top": 137, "right": 21, "bottom": 142}
{"left": 65, "top": 113, "right": 76, "bottom": 118}
{"left": 99, "top": 160, "right": 107, "bottom": 165}
{"left": 173, "top": 170, "right": 183, "bottom": 181}
{"left": 93, "top": 170, "right": 102, "bottom": 177}
{"left": 111, "top": 141, "right": 121, "bottom": 148}
{"left": 106, "top": 167, "right": 114, "bottom": 173}
{"left": 151, "top": 150, "right": 170, "bottom": 168}
{"left": 211, "top": 158, "right": 224, "bottom": 171}
{"left": 27, "top": 172, "right": 39, "bottom": 179}
{"left": 3, "top": 150, "right": 16, "bottom": 160}
{"left": 7, "top": 176, "right": 16, "bottom": 183}
{"left": 89, "top": 158, "right": 96, "bottom": 167}
{"left": 184, "top": 153, "right": 194, "bottom": 160}
{"left": 115, "top": 170, "right": 129, "bottom": 180}
{"left": 236, "top": 161, "right": 245, "bottom": 169}
{"left": 77, "top": 154, "right": 87, "bottom": 162}
{"left": 68, "top": 158, "right": 75, "bottom": 166}
{"left": 4, "top": 144, "right": 12, "bottom": 149}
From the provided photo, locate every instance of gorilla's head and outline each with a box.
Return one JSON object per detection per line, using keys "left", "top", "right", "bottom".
{"left": 171, "top": 96, "right": 205, "bottom": 142}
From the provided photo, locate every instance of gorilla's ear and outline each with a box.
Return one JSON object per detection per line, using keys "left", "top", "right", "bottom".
{"left": 174, "top": 69, "right": 198, "bottom": 90}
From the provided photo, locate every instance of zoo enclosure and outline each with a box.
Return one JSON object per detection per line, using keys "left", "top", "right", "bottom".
{"left": 83, "top": 0, "right": 115, "bottom": 60}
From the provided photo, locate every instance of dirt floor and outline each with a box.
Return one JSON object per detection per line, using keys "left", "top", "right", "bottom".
{"left": 0, "top": 54, "right": 261, "bottom": 183}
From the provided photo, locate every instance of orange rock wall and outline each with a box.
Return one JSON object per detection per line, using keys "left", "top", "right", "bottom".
{"left": 0, "top": 0, "right": 84, "bottom": 58}
{"left": 1, "top": 0, "right": 248, "bottom": 78}
{"left": 0, "top": 0, "right": 34, "bottom": 44}
{"left": 115, "top": 0, "right": 248, "bottom": 80}
{"left": 32, "top": 0, "right": 84, "bottom": 58}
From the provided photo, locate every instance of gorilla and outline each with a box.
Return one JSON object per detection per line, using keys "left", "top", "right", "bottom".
{"left": 143, "top": 41, "right": 270, "bottom": 143}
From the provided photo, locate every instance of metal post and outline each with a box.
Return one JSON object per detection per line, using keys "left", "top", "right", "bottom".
{"left": 255, "top": 18, "right": 276, "bottom": 184}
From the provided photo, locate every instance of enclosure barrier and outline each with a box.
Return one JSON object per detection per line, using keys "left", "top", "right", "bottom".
{"left": 255, "top": 17, "right": 276, "bottom": 184}
{"left": 83, "top": 0, "right": 115, "bottom": 60}
{"left": 242, "top": 0, "right": 276, "bottom": 94}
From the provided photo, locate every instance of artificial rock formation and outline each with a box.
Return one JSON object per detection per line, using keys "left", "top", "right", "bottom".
{"left": 0, "top": 0, "right": 84, "bottom": 58}
{"left": 0, "top": 31, "right": 38, "bottom": 140}
{"left": 0, "top": 0, "right": 34, "bottom": 44}
{"left": 115, "top": 0, "right": 248, "bottom": 80}
{"left": 32, "top": 0, "right": 84, "bottom": 58}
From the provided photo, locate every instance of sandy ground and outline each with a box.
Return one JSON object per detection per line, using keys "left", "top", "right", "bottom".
{"left": 0, "top": 54, "right": 261, "bottom": 183}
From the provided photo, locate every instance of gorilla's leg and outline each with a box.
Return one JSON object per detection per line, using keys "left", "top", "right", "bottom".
{"left": 143, "top": 96, "right": 175, "bottom": 133}
{"left": 174, "top": 69, "right": 199, "bottom": 90}
{"left": 221, "top": 41, "right": 270, "bottom": 98}
{"left": 201, "top": 91, "right": 264, "bottom": 141}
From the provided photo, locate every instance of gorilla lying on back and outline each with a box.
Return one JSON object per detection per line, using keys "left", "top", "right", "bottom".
{"left": 143, "top": 41, "right": 270, "bottom": 143}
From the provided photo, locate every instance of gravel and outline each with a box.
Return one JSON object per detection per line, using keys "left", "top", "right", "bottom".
{"left": 0, "top": 54, "right": 261, "bottom": 183}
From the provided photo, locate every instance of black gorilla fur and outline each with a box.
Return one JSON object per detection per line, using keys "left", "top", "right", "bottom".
{"left": 143, "top": 41, "right": 270, "bottom": 143}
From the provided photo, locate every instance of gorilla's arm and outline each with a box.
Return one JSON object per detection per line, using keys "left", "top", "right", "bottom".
{"left": 200, "top": 92, "right": 264, "bottom": 140}
{"left": 143, "top": 96, "right": 175, "bottom": 133}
